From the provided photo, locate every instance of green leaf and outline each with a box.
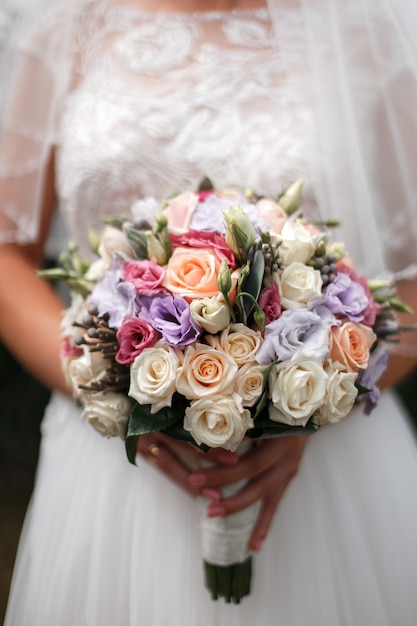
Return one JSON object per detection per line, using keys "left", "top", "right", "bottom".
{"left": 237, "top": 249, "right": 265, "bottom": 321}
{"left": 197, "top": 176, "right": 214, "bottom": 192}
{"left": 123, "top": 225, "right": 149, "bottom": 259}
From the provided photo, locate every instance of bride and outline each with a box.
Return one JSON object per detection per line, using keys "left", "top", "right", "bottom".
{"left": 1, "top": 0, "right": 417, "bottom": 624}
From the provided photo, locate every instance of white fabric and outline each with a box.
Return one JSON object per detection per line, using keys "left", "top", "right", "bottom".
{"left": 3, "top": 2, "right": 417, "bottom": 625}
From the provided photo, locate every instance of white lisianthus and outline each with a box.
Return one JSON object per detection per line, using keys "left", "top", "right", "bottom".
{"left": 190, "top": 296, "right": 231, "bottom": 334}
{"left": 223, "top": 204, "right": 255, "bottom": 260}
{"left": 279, "top": 262, "right": 323, "bottom": 309}
{"left": 314, "top": 361, "right": 358, "bottom": 425}
{"left": 176, "top": 343, "right": 238, "bottom": 400}
{"left": 277, "top": 220, "right": 316, "bottom": 266}
{"left": 235, "top": 361, "right": 265, "bottom": 407}
{"left": 81, "top": 392, "right": 133, "bottom": 438}
{"left": 206, "top": 323, "right": 263, "bottom": 366}
{"left": 129, "top": 344, "right": 180, "bottom": 413}
{"left": 268, "top": 359, "right": 328, "bottom": 426}
{"left": 85, "top": 226, "right": 134, "bottom": 281}
{"left": 184, "top": 393, "right": 254, "bottom": 451}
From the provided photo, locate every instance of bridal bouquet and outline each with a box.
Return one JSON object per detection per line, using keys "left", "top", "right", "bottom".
{"left": 40, "top": 178, "right": 411, "bottom": 603}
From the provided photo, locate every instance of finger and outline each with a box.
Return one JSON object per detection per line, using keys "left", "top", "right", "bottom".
{"left": 188, "top": 438, "right": 295, "bottom": 489}
{"left": 248, "top": 488, "right": 286, "bottom": 552}
{"left": 137, "top": 436, "right": 198, "bottom": 497}
{"left": 206, "top": 438, "right": 305, "bottom": 517}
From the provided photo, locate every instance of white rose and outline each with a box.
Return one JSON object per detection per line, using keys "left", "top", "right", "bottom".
{"left": 176, "top": 343, "right": 238, "bottom": 400}
{"left": 235, "top": 361, "right": 265, "bottom": 407}
{"left": 279, "top": 262, "right": 323, "bottom": 309}
{"left": 81, "top": 392, "right": 133, "bottom": 439}
{"left": 278, "top": 220, "right": 316, "bottom": 266}
{"left": 128, "top": 344, "right": 180, "bottom": 414}
{"left": 67, "top": 350, "right": 111, "bottom": 400}
{"left": 184, "top": 393, "right": 254, "bottom": 451}
{"left": 190, "top": 296, "right": 231, "bottom": 334}
{"left": 314, "top": 361, "right": 358, "bottom": 425}
{"left": 206, "top": 323, "right": 263, "bottom": 366}
{"left": 268, "top": 360, "right": 328, "bottom": 426}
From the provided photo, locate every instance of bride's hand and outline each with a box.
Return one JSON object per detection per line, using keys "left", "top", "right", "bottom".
{"left": 137, "top": 433, "right": 308, "bottom": 552}
{"left": 188, "top": 436, "right": 308, "bottom": 552}
{"left": 136, "top": 431, "right": 239, "bottom": 501}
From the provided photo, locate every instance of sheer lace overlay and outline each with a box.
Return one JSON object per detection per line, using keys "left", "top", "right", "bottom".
{"left": 57, "top": 1, "right": 317, "bottom": 255}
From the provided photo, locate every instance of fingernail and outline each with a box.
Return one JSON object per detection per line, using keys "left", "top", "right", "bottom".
{"left": 201, "top": 488, "right": 221, "bottom": 502}
{"left": 207, "top": 505, "right": 226, "bottom": 518}
{"left": 189, "top": 473, "right": 207, "bottom": 486}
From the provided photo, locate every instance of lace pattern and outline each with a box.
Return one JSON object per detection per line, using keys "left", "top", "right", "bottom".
{"left": 57, "top": 1, "right": 317, "bottom": 255}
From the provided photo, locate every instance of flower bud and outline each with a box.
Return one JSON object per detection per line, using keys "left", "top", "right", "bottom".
{"left": 278, "top": 179, "right": 304, "bottom": 215}
{"left": 223, "top": 205, "right": 255, "bottom": 261}
{"left": 146, "top": 232, "right": 168, "bottom": 265}
{"left": 217, "top": 258, "right": 233, "bottom": 294}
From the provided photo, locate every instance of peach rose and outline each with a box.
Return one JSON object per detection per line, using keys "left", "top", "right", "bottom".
{"left": 176, "top": 343, "right": 238, "bottom": 400}
{"left": 163, "top": 246, "right": 238, "bottom": 301}
{"left": 330, "top": 322, "right": 376, "bottom": 372}
{"left": 256, "top": 198, "right": 287, "bottom": 235}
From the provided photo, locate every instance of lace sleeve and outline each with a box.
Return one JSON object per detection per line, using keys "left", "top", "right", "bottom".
{"left": 0, "top": 1, "right": 78, "bottom": 244}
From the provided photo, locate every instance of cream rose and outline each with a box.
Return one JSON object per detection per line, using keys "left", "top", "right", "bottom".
{"left": 81, "top": 392, "right": 133, "bottom": 439}
{"left": 268, "top": 359, "right": 328, "bottom": 426}
{"left": 235, "top": 361, "right": 265, "bottom": 407}
{"left": 279, "top": 262, "right": 323, "bottom": 309}
{"left": 67, "top": 350, "right": 111, "bottom": 400}
{"left": 184, "top": 393, "right": 254, "bottom": 450}
{"left": 128, "top": 344, "right": 180, "bottom": 413}
{"left": 330, "top": 322, "right": 376, "bottom": 372}
{"left": 189, "top": 296, "right": 231, "bottom": 334}
{"left": 278, "top": 220, "right": 316, "bottom": 266}
{"left": 176, "top": 343, "right": 238, "bottom": 400}
{"left": 206, "top": 323, "right": 263, "bottom": 366}
{"left": 314, "top": 362, "right": 358, "bottom": 425}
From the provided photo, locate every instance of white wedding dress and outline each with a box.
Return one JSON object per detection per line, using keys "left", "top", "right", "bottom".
{"left": 5, "top": 3, "right": 417, "bottom": 625}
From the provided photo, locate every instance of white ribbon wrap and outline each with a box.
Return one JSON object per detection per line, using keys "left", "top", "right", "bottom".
{"left": 198, "top": 440, "right": 260, "bottom": 566}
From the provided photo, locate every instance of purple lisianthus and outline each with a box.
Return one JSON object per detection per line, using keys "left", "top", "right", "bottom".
{"left": 357, "top": 345, "right": 389, "bottom": 414}
{"left": 256, "top": 308, "right": 335, "bottom": 365}
{"left": 323, "top": 272, "right": 370, "bottom": 323}
{"left": 88, "top": 262, "right": 139, "bottom": 328}
{"left": 139, "top": 293, "right": 202, "bottom": 348}
{"left": 190, "top": 194, "right": 254, "bottom": 234}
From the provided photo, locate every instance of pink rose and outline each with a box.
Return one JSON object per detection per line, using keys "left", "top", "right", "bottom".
{"left": 170, "top": 230, "right": 236, "bottom": 268}
{"left": 123, "top": 258, "right": 166, "bottom": 295}
{"left": 256, "top": 198, "right": 287, "bottom": 235}
{"left": 116, "top": 316, "right": 159, "bottom": 365}
{"left": 330, "top": 321, "right": 377, "bottom": 372}
{"left": 337, "top": 264, "right": 381, "bottom": 326}
{"left": 163, "top": 192, "right": 199, "bottom": 234}
{"left": 257, "top": 281, "right": 282, "bottom": 328}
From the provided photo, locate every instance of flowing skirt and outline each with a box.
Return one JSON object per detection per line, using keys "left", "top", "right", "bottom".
{"left": 5, "top": 390, "right": 417, "bottom": 626}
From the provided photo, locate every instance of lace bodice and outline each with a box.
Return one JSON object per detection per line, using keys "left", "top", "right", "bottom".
{"left": 57, "top": 1, "right": 317, "bottom": 255}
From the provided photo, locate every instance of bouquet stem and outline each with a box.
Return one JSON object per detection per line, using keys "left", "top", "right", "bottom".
{"left": 198, "top": 440, "right": 258, "bottom": 603}
{"left": 204, "top": 555, "right": 252, "bottom": 603}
